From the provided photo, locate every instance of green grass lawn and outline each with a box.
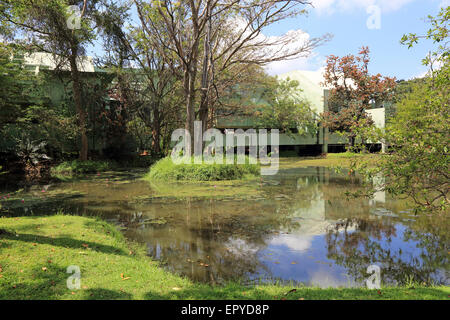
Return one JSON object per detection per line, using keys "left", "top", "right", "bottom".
{"left": 278, "top": 153, "right": 381, "bottom": 169}
{"left": 0, "top": 215, "right": 448, "bottom": 300}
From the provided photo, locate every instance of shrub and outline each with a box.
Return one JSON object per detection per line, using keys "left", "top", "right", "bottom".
{"left": 51, "top": 160, "right": 115, "bottom": 176}
{"left": 146, "top": 156, "right": 260, "bottom": 181}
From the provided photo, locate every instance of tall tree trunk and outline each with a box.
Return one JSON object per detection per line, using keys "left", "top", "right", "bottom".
{"left": 184, "top": 67, "right": 197, "bottom": 155}
{"left": 199, "top": 2, "right": 211, "bottom": 133}
{"left": 348, "top": 135, "right": 356, "bottom": 149}
{"left": 69, "top": 51, "right": 88, "bottom": 161}
{"left": 152, "top": 105, "right": 161, "bottom": 155}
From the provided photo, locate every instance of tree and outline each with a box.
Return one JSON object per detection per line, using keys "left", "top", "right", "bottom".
{"left": 401, "top": 6, "right": 449, "bottom": 78}
{"left": 98, "top": 1, "right": 184, "bottom": 156}
{"left": 352, "top": 7, "right": 449, "bottom": 212}
{"left": 257, "top": 78, "right": 317, "bottom": 135}
{"left": 0, "top": 43, "right": 26, "bottom": 133}
{"left": 321, "top": 47, "right": 397, "bottom": 148}
{"left": 1, "top": 0, "right": 112, "bottom": 161}
{"left": 133, "top": 0, "right": 331, "bottom": 153}
{"left": 0, "top": 41, "right": 56, "bottom": 164}
{"left": 389, "top": 78, "right": 426, "bottom": 121}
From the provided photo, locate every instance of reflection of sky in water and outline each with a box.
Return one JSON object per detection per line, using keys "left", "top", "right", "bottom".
{"left": 250, "top": 223, "right": 449, "bottom": 287}
{"left": 257, "top": 233, "right": 357, "bottom": 288}
{"left": 3, "top": 166, "right": 448, "bottom": 287}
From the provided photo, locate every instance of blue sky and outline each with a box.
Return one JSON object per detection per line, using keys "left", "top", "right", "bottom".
{"left": 90, "top": 0, "right": 448, "bottom": 80}
{"left": 263, "top": 0, "right": 448, "bottom": 79}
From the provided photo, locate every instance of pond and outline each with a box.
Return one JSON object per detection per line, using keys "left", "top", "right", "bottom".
{"left": 1, "top": 164, "right": 449, "bottom": 288}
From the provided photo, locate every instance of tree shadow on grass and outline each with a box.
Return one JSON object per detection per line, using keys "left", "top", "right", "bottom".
{"left": 0, "top": 232, "right": 127, "bottom": 256}
{"left": 143, "top": 286, "right": 273, "bottom": 300}
{"left": 84, "top": 288, "right": 133, "bottom": 300}
{"left": 0, "top": 263, "right": 135, "bottom": 300}
{"left": 6, "top": 221, "right": 74, "bottom": 233}
{"left": 0, "top": 264, "right": 70, "bottom": 300}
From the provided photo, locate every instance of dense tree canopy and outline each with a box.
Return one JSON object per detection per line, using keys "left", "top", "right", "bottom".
{"left": 321, "top": 47, "right": 397, "bottom": 147}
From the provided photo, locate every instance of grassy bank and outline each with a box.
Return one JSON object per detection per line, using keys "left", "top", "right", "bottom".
{"left": 51, "top": 160, "right": 115, "bottom": 177}
{"left": 279, "top": 153, "right": 381, "bottom": 169}
{"left": 147, "top": 156, "right": 260, "bottom": 181}
{"left": 0, "top": 215, "right": 448, "bottom": 300}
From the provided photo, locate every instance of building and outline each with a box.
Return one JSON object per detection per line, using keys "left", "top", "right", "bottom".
{"left": 21, "top": 54, "right": 387, "bottom": 155}
{"left": 216, "top": 69, "right": 387, "bottom": 154}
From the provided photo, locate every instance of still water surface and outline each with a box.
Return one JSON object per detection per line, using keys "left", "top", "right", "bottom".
{"left": 1, "top": 165, "right": 448, "bottom": 287}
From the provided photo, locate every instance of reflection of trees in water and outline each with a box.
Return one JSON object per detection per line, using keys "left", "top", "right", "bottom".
{"left": 126, "top": 198, "right": 301, "bottom": 284}
{"left": 326, "top": 217, "right": 449, "bottom": 286}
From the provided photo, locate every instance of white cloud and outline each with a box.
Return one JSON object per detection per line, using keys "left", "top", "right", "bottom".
{"left": 311, "top": 0, "right": 416, "bottom": 14}
{"left": 262, "top": 30, "right": 325, "bottom": 75}
{"left": 269, "top": 234, "right": 314, "bottom": 252}
{"left": 440, "top": 0, "right": 450, "bottom": 8}
{"left": 265, "top": 54, "right": 319, "bottom": 75}
{"left": 228, "top": 17, "right": 320, "bottom": 75}
{"left": 309, "top": 268, "right": 359, "bottom": 288}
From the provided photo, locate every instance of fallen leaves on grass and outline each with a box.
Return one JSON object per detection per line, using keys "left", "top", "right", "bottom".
{"left": 120, "top": 273, "right": 130, "bottom": 280}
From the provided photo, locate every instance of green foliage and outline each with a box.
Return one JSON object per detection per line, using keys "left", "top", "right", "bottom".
{"left": 400, "top": 6, "right": 449, "bottom": 66}
{"left": 15, "top": 137, "right": 50, "bottom": 166}
{"left": 389, "top": 78, "right": 427, "bottom": 121}
{"left": 0, "top": 45, "right": 24, "bottom": 126}
{"left": 147, "top": 157, "right": 260, "bottom": 181}
{"left": 386, "top": 71, "right": 448, "bottom": 210}
{"left": 0, "top": 45, "right": 50, "bottom": 151}
{"left": 51, "top": 160, "right": 115, "bottom": 176}
{"left": 353, "top": 8, "right": 449, "bottom": 212}
{"left": 257, "top": 78, "right": 318, "bottom": 135}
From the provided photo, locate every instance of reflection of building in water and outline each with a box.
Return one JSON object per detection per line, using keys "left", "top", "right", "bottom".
{"left": 369, "top": 173, "right": 386, "bottom": 205}
{"left": 290, "top": 167, "right": 357, "bottom": 235}
{"left": 294, "top": 167, "right": 384, "bottom": 222}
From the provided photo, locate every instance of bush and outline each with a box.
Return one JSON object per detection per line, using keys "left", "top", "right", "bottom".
{"left": 117, "top": 156, "right": 157, "bottom": 168}
{"left": 146, "top": 156, "right": 260, "bottom": 181}
{"left": 51, "top": 160, "right": 115, "bottom": 176}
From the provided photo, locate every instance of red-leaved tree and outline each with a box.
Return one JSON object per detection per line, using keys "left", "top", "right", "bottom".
{"left": 321, "top": 47, "right": 397, "bottom": 148}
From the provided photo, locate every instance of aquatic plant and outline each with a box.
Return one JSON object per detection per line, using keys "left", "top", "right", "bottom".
{"left": 146, "top": 156, "right": 260, "bottom": 181}
{"left": 50, "top": 160, "right": 115, "bottom": 176}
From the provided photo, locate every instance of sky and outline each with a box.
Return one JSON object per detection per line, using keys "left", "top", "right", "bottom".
{"left": 88, "top": 0, "right": 448, "bottom": 81}
{"left": 263, "top": 0, "right": 449, "bottom": 80}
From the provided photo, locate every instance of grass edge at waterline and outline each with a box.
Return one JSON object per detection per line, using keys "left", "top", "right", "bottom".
{"left": 50, "top": 160, "right": 115, "bottom": 177}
